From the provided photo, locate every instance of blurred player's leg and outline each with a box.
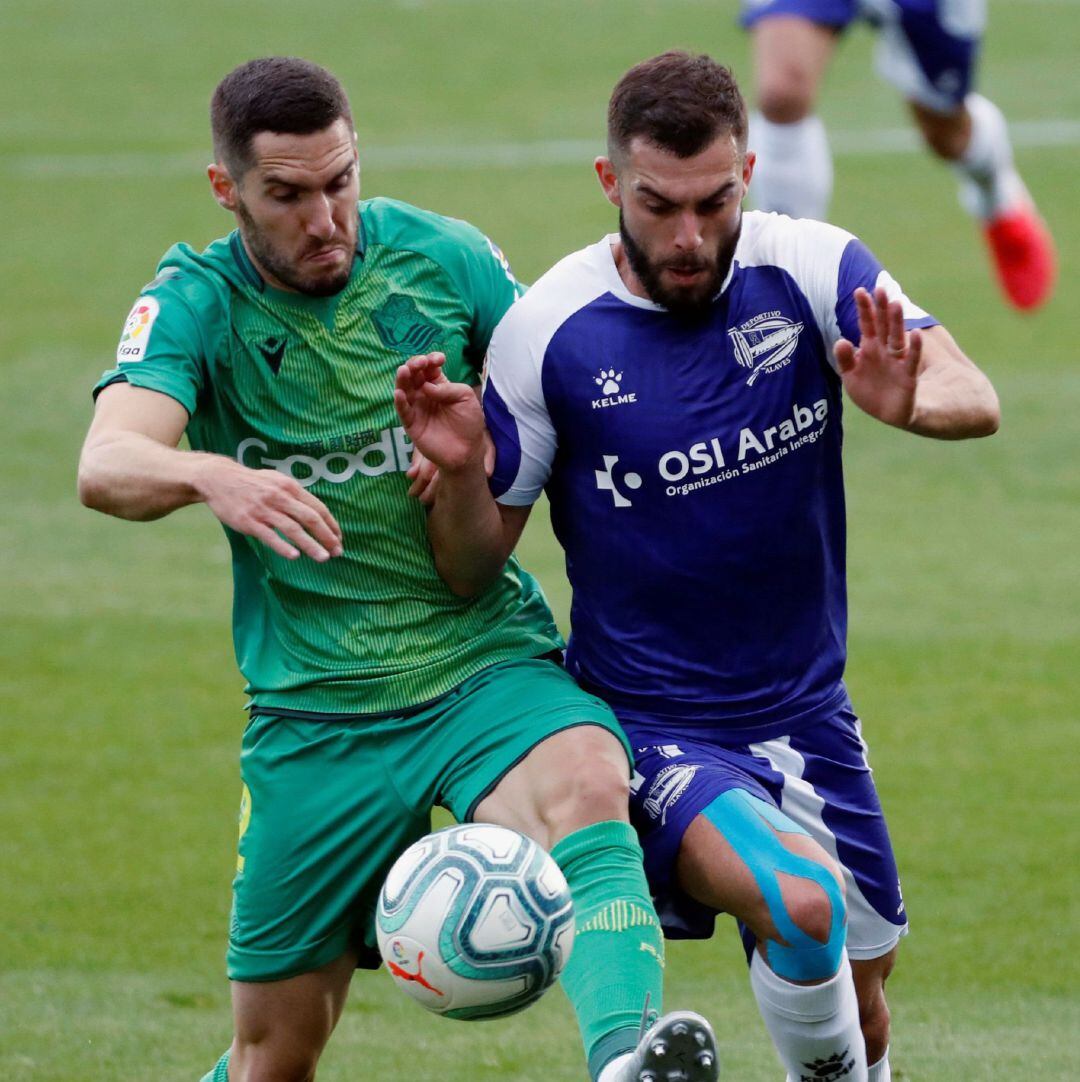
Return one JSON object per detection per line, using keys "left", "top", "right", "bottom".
{"left": 909, "top": 95, "right": 1056, "bottom": 310}
{"left": 746, "top": 13, "right": 842, "bottom": 218}
{"left": 875, "top": 0, "right": 1056, "bottom": 309}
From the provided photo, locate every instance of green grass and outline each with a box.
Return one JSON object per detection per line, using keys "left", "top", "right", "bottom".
{"left": 2, "top": 0, "right": 1078, "bottom": 1078}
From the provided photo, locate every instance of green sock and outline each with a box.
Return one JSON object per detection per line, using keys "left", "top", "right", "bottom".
{"left": 199, "top": 1050, "right": 230, "bottom": 1082}
{"left": 551, "top": 820, "right": 665, "bottom": 1081}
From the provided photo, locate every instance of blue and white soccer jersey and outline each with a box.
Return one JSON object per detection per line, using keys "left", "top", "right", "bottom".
{"left": 483, "top": 210, "right": 935, "bottom": 955}
{"left": 741, "top": 0, "right": 986, "bottom": 111}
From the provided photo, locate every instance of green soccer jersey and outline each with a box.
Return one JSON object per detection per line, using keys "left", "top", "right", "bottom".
{"left": 94, "top": 197, "right": 563, "bottom": 715}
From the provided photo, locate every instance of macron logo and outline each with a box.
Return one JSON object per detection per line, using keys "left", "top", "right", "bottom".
{"left": 595, "top": 455, "right": 641, "bottom": 508}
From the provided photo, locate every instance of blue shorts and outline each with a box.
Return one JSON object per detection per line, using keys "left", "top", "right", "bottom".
{"left": 742, "top": 0, "right": 986, "bottom": 111}
{"left": 624, "top": 703, "right": 908, "bottom": 960}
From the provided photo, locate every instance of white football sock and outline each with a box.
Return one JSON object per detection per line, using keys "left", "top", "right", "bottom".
{"left": 953, "top": 93, "right": 1027, "bottom": 221}
{"left": 748, "top": 112, "right": 833, "bottom": 220}
{"left": 598, "top": 1051, "right": 632, "bottom": 1082}
{"left": 867, "top": 1047, "right": 891, "bottom": 1081}
{"left": 749, "top": 950, "right": 867, "bottom": 1082}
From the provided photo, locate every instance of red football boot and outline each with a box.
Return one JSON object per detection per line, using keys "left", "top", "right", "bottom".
{"left": 984, "top": 203, "right": 1057, "bottom": 312}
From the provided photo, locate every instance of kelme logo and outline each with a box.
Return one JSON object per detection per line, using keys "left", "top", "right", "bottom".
{"left": 372, "top": 294, "right": 441, "bottom": 355}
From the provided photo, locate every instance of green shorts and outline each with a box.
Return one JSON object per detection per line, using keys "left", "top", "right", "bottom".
{"left": 228, "top": 657, "right": 629, "bottom": 983}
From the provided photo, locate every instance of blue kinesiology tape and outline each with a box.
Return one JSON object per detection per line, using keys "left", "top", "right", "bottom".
{"left": 702, "top": 788, "right": 846, "bottom": 982}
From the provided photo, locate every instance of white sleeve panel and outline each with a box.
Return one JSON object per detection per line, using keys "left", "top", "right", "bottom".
{"left": 737, "top": 211, "right": 934, "bottom": 373}
{"left": 483, "top": 242, "right": 613, "bottom": 506}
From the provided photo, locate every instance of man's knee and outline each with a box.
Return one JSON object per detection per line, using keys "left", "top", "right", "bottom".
{"left": 231, "top": 1041, "right": 319, "bottom": 1082}
{"left": 230, "top": 954, "right": 353, "bottom": 1082}
{"left": 758, "top": 70, "right": 817, "bottom": 124}
{"left": 778, "top": 868, "right": 846, "bottom": 948}
{"left": 909, "top": 101, "right": 971, "bottom": 160}
{"left": 541, "top": 746, "right": 630, "bottom": 837}
{"left": 752, "top": 17, "right": 834, "bottom": 122}
{"left": 701, "top": 789, "right": 848, "bottom": 982}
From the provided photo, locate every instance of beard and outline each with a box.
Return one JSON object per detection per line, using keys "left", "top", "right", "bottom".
{"left": 619, "top": 209, "right": 741, "bottom": 321}
{"left": 236, "top": 199, "right": 355, "bottom": 297}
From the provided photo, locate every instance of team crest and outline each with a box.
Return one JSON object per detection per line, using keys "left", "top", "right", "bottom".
{"left": 372, "top": 294, "right": 442, "bottom": 355}
{"left": 728, "top": 310, "right": 804, "bottom": 386}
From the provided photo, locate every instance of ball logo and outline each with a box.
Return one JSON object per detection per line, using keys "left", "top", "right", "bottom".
{"left": 116, "top": 295, "right": 159, "bottom": 363}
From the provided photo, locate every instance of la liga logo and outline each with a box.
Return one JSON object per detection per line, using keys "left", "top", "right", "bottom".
{"left": 116, "top": 295, "right": 159, "bottom": 362}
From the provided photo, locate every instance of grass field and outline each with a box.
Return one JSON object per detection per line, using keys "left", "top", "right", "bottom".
{"left": 1, "top": 1, "right": 1077, "bottom": 1078}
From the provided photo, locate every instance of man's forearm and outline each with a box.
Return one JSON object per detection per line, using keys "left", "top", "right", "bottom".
{"left": 908, "top": 358, "right": 1001, "bottom": 440}
{"left": 427, "top": 462, "right": 515, "bottom": 597}
{"left": 78, "top": 432, "right": 222, "bottom": 521}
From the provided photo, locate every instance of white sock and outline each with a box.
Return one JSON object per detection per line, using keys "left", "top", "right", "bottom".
{"left": 867, "top": 1047, "right": 891, "bottom": 1081}
{"left": 598, "top": 1051, "right": 632, "bottom": 1082}
{"left": 953, "top": 93, "right": 1027, "bottom": 220}
{"left": 748, "top": 112, "right": 833, "bottom": 220}
{"left": 749, "top": 950, "right": 867, "bottom": 1082}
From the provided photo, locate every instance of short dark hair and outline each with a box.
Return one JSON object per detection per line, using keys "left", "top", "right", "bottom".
{"left": 608, "top": 51, "right": 747, "bottom": 160}
{"left": 211, "top": 57, "right": 353, "bottom": 178}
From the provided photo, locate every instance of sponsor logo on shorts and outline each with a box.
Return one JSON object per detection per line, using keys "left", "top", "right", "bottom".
{"left": 116, "top": 295, "right": 159, "bottom": 363}
{"left": 643, "top": 764, "right": 699, "bottom": 825}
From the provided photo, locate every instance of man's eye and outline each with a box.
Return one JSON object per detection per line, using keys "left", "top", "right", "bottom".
{"left": 271, "top": 191, "right": 298, "bottom": 203}
{"left": 644, "top": 203, "right": 671, "bottom": 215}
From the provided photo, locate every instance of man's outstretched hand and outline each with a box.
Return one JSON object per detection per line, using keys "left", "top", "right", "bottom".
{"left": 394, "top": 352, "right": 487, "bottom": 475}
{"left": 834, "top": 286, "right": 922, "bottom": 430}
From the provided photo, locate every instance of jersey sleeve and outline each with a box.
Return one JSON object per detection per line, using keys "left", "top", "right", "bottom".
{"left": 483, "top": 308, "right": 557, "bottom": 507}
{"left": 831, "top": 238, "right": 939, "bottom": 357}
{"left": 458, "top": 230, "right": 527, "bottom": 379}
{"left": 92, "top": 256, "right": 217, "bottom": 415}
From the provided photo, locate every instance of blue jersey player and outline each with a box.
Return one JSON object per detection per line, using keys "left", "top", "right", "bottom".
{"left": 741, "top": 0, "right": 1056, "bottom": 310}
{"left": 394, "top": 52, "right": 999, "bottom": 1082}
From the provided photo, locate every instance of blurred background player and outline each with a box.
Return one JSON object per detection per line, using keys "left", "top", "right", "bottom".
{"left": 741, "top": 0, "right": 1057, "bottom": 310}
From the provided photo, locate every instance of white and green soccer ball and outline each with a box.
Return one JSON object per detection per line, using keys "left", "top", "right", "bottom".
{"left": 376, "top": 823, "right": 575, "bottom": 1020}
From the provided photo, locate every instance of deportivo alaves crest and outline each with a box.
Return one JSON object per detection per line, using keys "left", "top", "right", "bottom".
{"left": 372, "top": 294, "right": 442, "bottom": 355}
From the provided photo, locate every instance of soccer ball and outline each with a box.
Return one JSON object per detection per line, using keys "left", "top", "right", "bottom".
{"left": 375, "top": 823, "right": 575, "bottom": 1020}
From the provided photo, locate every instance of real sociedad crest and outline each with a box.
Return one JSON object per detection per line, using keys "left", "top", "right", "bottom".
{"left": 728, "top": 310, "right": 804, "bottom": 386}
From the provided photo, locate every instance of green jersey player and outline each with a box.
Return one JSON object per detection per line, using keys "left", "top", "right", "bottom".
{"left": 78, "top": 58, "right": 718, "bottom": 1082}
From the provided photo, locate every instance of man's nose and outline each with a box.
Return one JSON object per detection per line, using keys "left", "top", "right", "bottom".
{"left": 673, "top": 211, "right": 703, "bottom": 251}
{"left": 305, "top": 194, "right": 337, "bottom": 241}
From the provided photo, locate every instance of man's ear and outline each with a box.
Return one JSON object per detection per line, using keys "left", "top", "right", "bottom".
{"left": 741, "top": 150, "right": 756, "bottom": 198}
{"left": 208, "top": 162, "right": 239, "bottom": 212}
{"left": 594, "top": 156, "right": 622, "bottom": 208}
